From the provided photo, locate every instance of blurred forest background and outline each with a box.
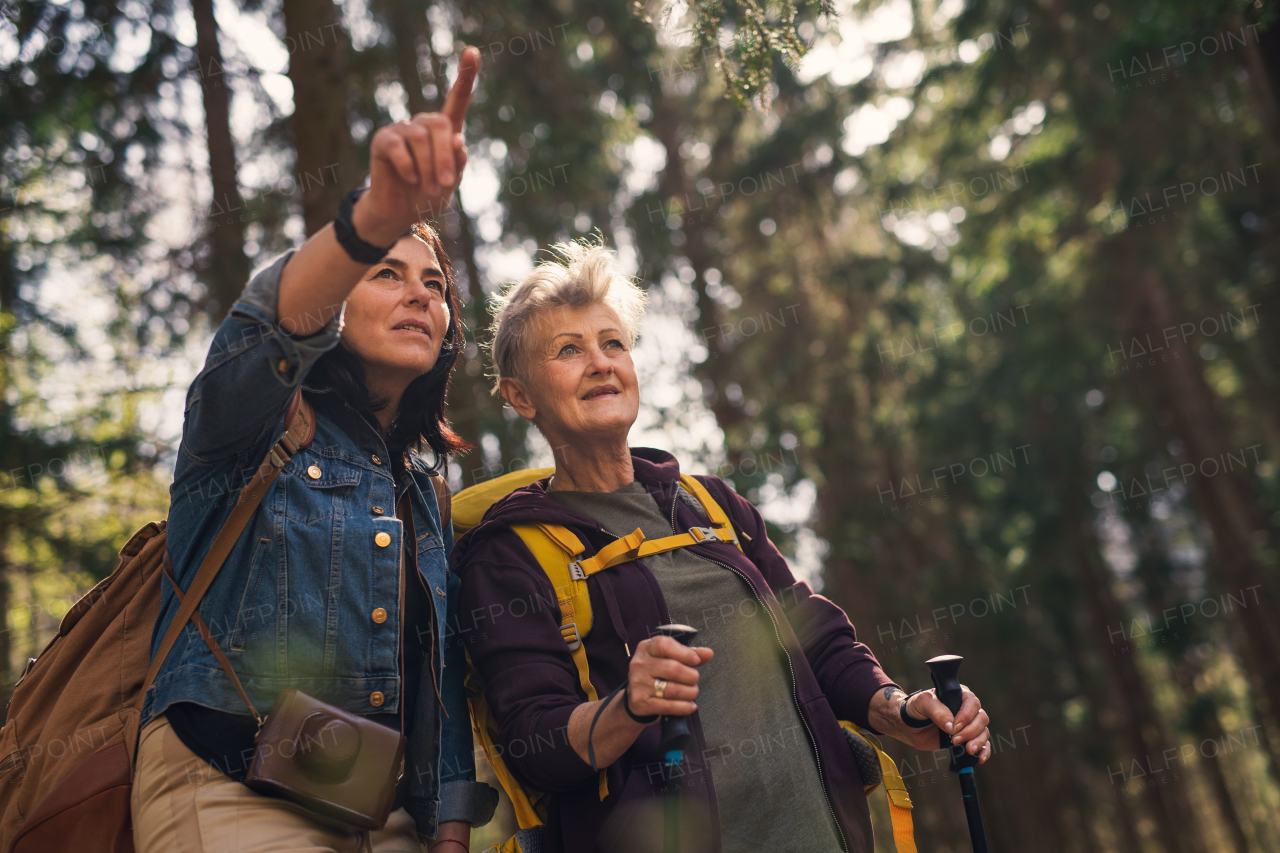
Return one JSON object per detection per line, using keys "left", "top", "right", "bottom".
{"left": 3, "top": 0, "right": 1280, "bottom": 849}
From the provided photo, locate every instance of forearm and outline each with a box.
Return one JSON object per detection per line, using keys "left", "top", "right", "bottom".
{"left": 867, "top": 685, "right": 911, "bottom": 736}
{"left": 429, "top": 820, "right": 470, "bottom": 852}
{"left": 567, "top": 695, "right": 647, "bottom": 769}
{"left": 276, "top": 203, "right": 403, "bottom": 336}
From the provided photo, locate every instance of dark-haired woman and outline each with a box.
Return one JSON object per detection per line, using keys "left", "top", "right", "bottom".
{"left": 132, "top": 48, "right": 495, "bottom": 853}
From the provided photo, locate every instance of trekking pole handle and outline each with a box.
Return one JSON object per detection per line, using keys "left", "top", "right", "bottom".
{"left": 655, "top": 624, "right": 698, "bottom": 762}
{"left": 926, "top": 654, "right": 979, "bottom": 772}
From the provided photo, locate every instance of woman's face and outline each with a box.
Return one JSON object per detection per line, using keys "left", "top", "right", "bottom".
{"left": 340, "top": 235, "right": 450, "bottom": 389}
{"left": 505, "top": 303, "right": 640, "bottom": 443}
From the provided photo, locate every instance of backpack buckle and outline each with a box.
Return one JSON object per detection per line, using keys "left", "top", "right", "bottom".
{"left": 689, "top": 527, "right": 721, "bottom": 543}
{"left": 562, "top": 622, "right": 582, "bottom": 650}
{"left": 568, "top": 561, "right": 587, "bottom": 581}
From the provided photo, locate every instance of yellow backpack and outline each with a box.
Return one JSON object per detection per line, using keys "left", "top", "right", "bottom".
{"left": 453, "top": 468, "right": 916, "bottom": 853}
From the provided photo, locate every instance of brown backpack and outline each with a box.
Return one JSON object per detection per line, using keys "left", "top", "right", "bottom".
{"left": 0, "top": 392, "right": 317, "bottom": 853}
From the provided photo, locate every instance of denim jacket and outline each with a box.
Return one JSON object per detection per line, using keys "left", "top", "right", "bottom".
{"left": 141, "top": 251, "right": 496, "bottom": 840}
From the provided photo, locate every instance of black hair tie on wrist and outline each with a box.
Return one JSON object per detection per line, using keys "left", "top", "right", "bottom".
{"left": 332, "top": 187, "right": 394, "bottom": 264}
{"left": 901, "top": 689, "right": 934, "bottom": 728}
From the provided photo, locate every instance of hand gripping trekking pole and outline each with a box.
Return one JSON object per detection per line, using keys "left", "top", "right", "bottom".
{"left": 926, "top": 655, "right": 990, "bottom": 853}
{"left": 656, "top": 624, "right": 698, "bottom": 853}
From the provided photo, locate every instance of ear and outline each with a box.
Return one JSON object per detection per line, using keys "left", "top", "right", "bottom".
{"left": 499, "top": 376, "right": 538, "bottom": 421}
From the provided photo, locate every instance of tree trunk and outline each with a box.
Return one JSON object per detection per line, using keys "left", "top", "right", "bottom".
{"left": 1073, "top": 517, "right": 1210, "bottom": 853}
{"left": 192, "top": 0, "right": 249, "bottom": 322}
{"left": 281, "top": 0, "right": 360, "bottom": 234}
{"left": 1124, "top": 257, "right": 1280, "bottom": 747}
{"left": 1130, "top": 542, "right": 1255, "bottom": 853}
{"left": 0, "top": 532, "right": 10, "bottom": 704}
{"left": 651, "top": 96, "right": 748, "bottom": 438}
{"left": 1172, "top": 660, "right": 1252, "bottom": 853}
{"left": 375, "top": 0, "right": 430, "bottom": 115}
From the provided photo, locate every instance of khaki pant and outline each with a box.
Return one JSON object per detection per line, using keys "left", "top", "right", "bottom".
{"left": 132, "top": 714, "right": 424, "bottom": 853}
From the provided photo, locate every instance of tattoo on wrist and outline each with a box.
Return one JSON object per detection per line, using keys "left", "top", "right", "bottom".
{"left": 883, "top": 686, "right": 906, "bottom": 703}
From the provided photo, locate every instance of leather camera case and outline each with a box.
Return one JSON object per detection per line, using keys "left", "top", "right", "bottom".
{"left": 245, "top": 688, "right": 408, "bottom": 830}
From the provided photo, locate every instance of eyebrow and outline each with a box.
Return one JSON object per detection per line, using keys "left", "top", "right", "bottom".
{"left": 550, "top": 328, "right": 620, "bottom": 340}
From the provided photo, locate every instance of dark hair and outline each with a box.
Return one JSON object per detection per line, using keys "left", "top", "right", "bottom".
{"left": 303, "top": 222, "right": 471, "bottom": 479}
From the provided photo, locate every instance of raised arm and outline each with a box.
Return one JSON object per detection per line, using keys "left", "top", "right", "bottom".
{"left": 276, "top": 47, "right": 479, "bottom": 335}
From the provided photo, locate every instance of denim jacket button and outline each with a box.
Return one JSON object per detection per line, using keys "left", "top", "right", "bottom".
{"left": 369, "top": 691, "right": 386, "bottom": 707}
{"left": 372, "top": 505, "right": 385, "bottom": 515}
{"left": 372, "top": 607, "right": 388, "bottom": 623}
{"left": 307, "top": 464, "right": 322, "bottom": 479}
{"left": 372, "top": 454, "right": 382, "bottom": 465}
{"left": 375, "top": 531, "right": 392, "bottom": 547}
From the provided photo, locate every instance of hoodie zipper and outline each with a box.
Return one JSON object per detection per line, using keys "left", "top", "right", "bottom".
{"left": 666, "top": 490, "right": 851, "bottom": 853}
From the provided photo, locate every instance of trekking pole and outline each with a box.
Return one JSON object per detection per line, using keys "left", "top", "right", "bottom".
{"left": 655, "top": 623, "right": 698, "bottom": 853}
{"left": 925, "top": 654, "right": 991, "bottom": 853}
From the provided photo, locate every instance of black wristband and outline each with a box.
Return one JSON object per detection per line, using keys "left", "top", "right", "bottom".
{"left": 332, "top": 188, "right": 394, "bottom": 264}
{"left": 623, "top": 684, "right": 659, "bottom": 725}
{"left": 900, "top": 689, "right": 934, "bottom": 728}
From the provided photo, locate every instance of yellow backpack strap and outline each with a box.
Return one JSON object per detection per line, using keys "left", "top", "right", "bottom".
{"left": 511, "top": 523, "right": 612, "bottom": 801}
{"left": 677, "top": 474, "right": 744, "bottom": 554}
{"left": 465, "top": 650, "right": 546, "bottom": 830}
{"left": 564, "top": 477, "right": 741, "bottom": 578}
{"left": 511, "top": 525, "right": 597, "bottom": 703}
{"left": 840, "top": 721, "right": 917, "bottom": 853}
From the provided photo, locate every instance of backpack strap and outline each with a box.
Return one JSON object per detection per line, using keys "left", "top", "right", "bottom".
{"left": 160, "top": 553, "right": 264, "bottom": 725}
{"left": 675, "top": 474, "right": 744, "bottom": 554}
{"left": 554, "top": 475, "right": 743, "bottom": 582}
{"left": 841, "top": 721, "right": 917, "bottom": 852}
{"left": 428, "top": 472, "right": 452, "bottom": 531}
{"left": 142, "top": 390, "right": 317, "bottom": 696}
{"left": 508, "top": 474, "right": 742, "bottom": 697}
{"left": 510, "top": 525, "right": 597, "bottom": 704}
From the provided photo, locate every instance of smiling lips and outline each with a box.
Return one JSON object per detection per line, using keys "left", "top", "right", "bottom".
{"left": 393, "top": 321, "right": 432, "bottom": 338}
{"left": 582, "top": 385, "right": 620, "bottom": 400}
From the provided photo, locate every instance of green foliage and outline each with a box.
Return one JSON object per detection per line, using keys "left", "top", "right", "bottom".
{"left": 5, "top": 0, "right": 1280, "bottom": 848}
{"left": 645, "top": 0, "right": 835, "bottom": 107}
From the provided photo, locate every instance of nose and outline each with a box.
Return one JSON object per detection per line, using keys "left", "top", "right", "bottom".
{"left": 405, "top": 279, "right": 438, "bottom": 307}
{"left": 586, "top": 342, "right": 613, "bottom": 375}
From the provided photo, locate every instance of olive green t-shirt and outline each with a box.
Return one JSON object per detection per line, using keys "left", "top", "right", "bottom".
{"left": 549, "top": 480, "right": 843, "bottom": 853}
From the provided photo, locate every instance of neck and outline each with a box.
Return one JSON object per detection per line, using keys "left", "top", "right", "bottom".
{"left": 364, "top": 373, "right": 410, "bottom": 437}
{"left": 547, "top": 433, "right": 634, "bottom": 492}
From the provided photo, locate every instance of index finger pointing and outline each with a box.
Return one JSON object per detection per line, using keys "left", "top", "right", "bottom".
{"left": 443, "top": 46, "right": 481, "bottom": 132}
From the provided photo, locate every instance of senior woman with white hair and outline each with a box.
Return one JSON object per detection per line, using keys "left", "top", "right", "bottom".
{"left": 453, "top": 242, "right": 991, "bottom": 853}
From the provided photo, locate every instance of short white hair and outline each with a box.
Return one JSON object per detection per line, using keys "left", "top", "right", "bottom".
{"left": 486, "top": 241, "right": 647, "bottom": 393}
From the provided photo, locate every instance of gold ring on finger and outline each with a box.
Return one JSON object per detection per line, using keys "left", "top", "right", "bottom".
{"left": 654, "top": 678, "right": 667, "bottom": 699}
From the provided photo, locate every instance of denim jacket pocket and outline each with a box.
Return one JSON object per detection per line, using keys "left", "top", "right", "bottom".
{"left": 230, "top": 537, "right": 274, "bottom": 651}
{"left": 282, "top": 452, "right": 363, "bottom": 524}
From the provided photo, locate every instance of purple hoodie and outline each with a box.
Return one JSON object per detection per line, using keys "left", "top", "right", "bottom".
{"left": 453, "top": 448, "right": 897, "bottom": 852}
